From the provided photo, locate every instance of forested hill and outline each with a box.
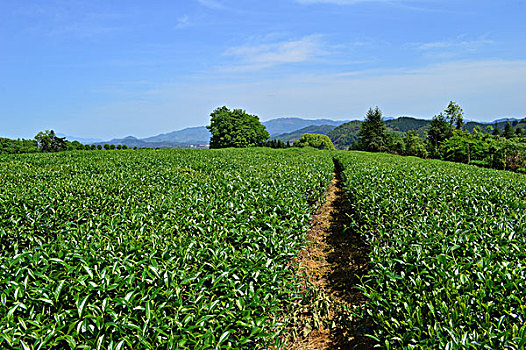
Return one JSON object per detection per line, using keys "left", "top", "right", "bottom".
{"left": 326, "top": 117, "right": 526, "bottom": 150}
{"left": 272, "top": 124, "right": 337, "bottom": 142}
{"left": 385, "top": 117, "right": 431, "bottom": 133}
{"left": 327, "top": 121, "right": 363, "bottom": 150}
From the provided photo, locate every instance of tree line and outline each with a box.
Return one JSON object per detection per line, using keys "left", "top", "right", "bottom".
{"left": 357, "top": 102, "right": 526, "bottom": 172}
{"left": 0, "top": 130, "right": 139, "bottom": 154}
{"left": 206, "top": 104, "right": 526, "bottom": 171}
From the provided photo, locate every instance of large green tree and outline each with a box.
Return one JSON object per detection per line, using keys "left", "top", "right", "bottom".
{"left": 358, "top": 107, "right": 388, "bottom": 152}
{"left": 207, "top": 106, "right": 269, "bottom": 148}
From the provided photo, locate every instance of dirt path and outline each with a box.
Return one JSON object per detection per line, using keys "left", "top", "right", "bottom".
{"left": 287, "top": 168, "right": 373, "bottom": 350}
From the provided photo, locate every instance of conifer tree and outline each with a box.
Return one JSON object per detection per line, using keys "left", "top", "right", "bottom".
{"left": 358, "top": 107, "right": 388, "bottom": 152}
{"left": 504, "top": 122, "right": 515, "bottom": 138}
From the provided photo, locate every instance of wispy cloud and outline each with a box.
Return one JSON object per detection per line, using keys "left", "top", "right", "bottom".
{"left": 223, "top": 35, "right": 327, "bottom": 71}
{"left": 415, "top": 36, "right": 494, "bottom": 58}
{"left": 418, "top": 37, "right": 493, "bottom": 51}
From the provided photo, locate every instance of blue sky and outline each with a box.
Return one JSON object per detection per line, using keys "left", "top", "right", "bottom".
{"left": 1, "top": 0, "right": 525, "bottom": 139}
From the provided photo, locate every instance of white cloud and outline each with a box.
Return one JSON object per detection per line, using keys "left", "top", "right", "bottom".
{"left": 223, "top": 35, "right": 327, "bottom": 71}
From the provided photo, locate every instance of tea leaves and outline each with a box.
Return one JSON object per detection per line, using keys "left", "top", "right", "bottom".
{"left": 0, "top": 149, "right": 333, "bottom": 349}
{"left": 336, "top": 152, "right": 526, "bottom": 348}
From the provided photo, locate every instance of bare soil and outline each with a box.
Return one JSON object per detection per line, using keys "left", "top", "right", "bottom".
{"left": 286, "top": 169, "right": 374, "bottom": 350}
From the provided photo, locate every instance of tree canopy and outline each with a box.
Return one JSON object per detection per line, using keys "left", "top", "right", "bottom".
{"left": 294, "top": 133, "right": 335, "bottom": 150}
{"left": 444, "top": 101, "right": 464, "bottom": 129}
{"left": 358, "top": 107, "right": 388, "bottom": 152}
{"left": 504, "top": 122, "right": 515, "bottom": 139}
{"left": 207, "top": 106, "right": 269, "bottom": 148}
{"left": 34, "top": 130, "right": 67, "bottom": 152}
{"left": 427, "top": 113, "right": 453, "bottom": 157}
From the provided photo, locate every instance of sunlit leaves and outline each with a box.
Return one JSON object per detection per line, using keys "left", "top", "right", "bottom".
{"left": 336, "top": 151, "right": 526, "bottom": 348}
{"left": 0, "top": 148, "right": 334, "bottom": 349}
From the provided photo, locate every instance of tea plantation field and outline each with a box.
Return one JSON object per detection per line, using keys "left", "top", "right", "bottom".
{"left": 0, "top": 149, "right": 334, "bottom": 349}
{"left": 2, "top": 148, "right": 525, "bottom": 349}
{"left": 336, "top": 152, "right": 526, "bottom": 349}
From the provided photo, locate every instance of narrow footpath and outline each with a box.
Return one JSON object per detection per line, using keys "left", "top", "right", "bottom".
{"left": 287, "top": 167, "right": 373, "bottom": 350}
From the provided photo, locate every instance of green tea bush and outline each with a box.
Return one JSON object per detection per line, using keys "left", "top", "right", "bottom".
{"left": 0, "top": 149, "right": 334, "bottom": 349}
{"left": 336, "top": 151, "right": 526, "bottom": 349}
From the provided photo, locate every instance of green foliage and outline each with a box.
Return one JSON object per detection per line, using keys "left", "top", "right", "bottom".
{"left": 385, "top": 116, "right": 430, "bottom": 135}
{"left": 207, "top": 106, "right": 270, "bottom": 148}
{"left": 487, "top": 138, "right": 526, "bottom": 171}
{"left": 0, "top": 138, "right": 38, "bottom": 154}
{"left": 0, "top": 149, "right": 334, "bottom": 349}
{"left": 504, "top": 121, "right": 515, "bottom": 139}
{"left": 435, "top": 129, "right": 526, "bottom": 171}
{"left": 358, "top": 107, "right": 388, "bottom": 152}
{"left": 444, "top": 101, "right": 464, "bottom": 129}
{"left": 34, "top": 130, "right": 67, "bottom": 152}
{"left": 327, "top": 113, "right": 523, "bottom": 151}
{"left": 327, "top": 120, "right": 362, "bottom": 150}
{"left": 493, "top": 124, "right": 501, "bottom": 136}
{"left": 427, "top": 113, "right": 453, "bottom": 157}
{"left": 67, "top": 140, "right": 83, "bottom": 151}
{"left": 264, "top": 139, "right": 289, "bottom": 149}
{"left": 294, "top": 133, "right": 335, "bottom": 150}
{"left": 403, "top": 131, "right": 428, "bottom": 158}
{"left": 273, "top": 125, "right": 337, "bottom": 143}
{"left": 335, "top": 152, "right": 526, "bottom": 348}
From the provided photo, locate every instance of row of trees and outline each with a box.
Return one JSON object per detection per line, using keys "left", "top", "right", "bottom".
{"left": 0, "top": 130, "right": 142, "bottom": 155}
{"left": 357, "top": 102, "right": 526, "bottom": 172}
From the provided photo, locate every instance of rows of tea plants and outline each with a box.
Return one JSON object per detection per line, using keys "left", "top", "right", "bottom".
{"left": 335, "top": 152, "right": 526, "bottom": 348}
{"left": 0, "top": 148, "right": 334, "bottom": 349}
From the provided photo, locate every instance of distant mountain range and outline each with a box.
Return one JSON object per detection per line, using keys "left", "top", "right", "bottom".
{"left": 67, "top": 116, "right": 525, "bottom": 149}
{"left": 89, "top": 117, "right": 351, "bottom": 148}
